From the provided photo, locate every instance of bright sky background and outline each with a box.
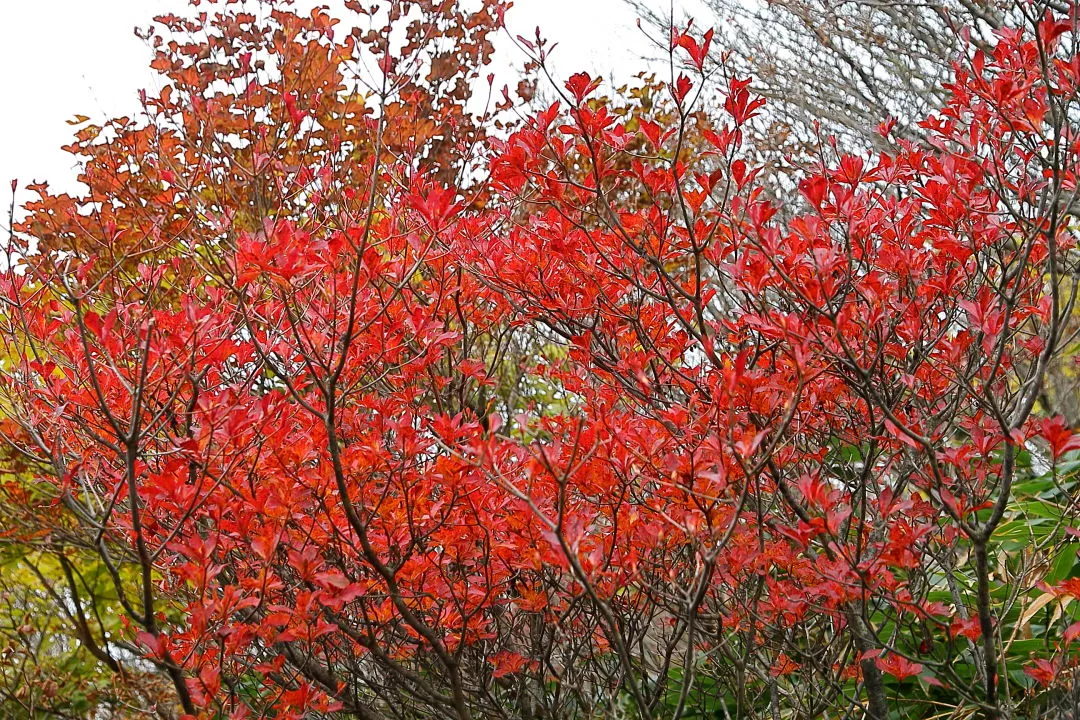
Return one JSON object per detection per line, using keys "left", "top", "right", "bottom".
{"left": 0, "top": 0, "right": 677, "bottom": 198}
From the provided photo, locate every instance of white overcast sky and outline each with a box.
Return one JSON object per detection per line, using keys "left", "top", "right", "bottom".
{"left": 0, "top": 0, "right": 681, "bottom": 197}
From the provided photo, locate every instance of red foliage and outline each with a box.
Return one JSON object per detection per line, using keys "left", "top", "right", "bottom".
{"left": 2, "top": 2, "right": 1080, "bottom": 719}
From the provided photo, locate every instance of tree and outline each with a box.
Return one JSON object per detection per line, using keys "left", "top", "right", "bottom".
{"left": 2, "top": 1, "right": 1080, "bottom": 719}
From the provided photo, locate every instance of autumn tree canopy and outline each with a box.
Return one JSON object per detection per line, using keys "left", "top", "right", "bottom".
{"left": 2, "top": 1, "right": 1080, "bottom": 719}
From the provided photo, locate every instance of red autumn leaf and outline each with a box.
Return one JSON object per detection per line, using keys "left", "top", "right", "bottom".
{"left": 876, "top": 653, "right": 924, "bottom": 681}
{"left": 565, "top": 72, "right": 601, "bottom": 104}
{"left": 949, "top": 616, "right": 982, "bottom": 642}
{"left": 1039, "top": 416, "right": 1080, "bottom": 459}
{"left": 1025, "top": 658, "right": 1058, "bottom": 687}
{"left": 676, "top": 27, "right": 714, "bottom": 70}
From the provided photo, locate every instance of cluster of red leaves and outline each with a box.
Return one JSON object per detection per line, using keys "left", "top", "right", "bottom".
{"left": 2, "top": 2, "right": 1080, "bottom": 719}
